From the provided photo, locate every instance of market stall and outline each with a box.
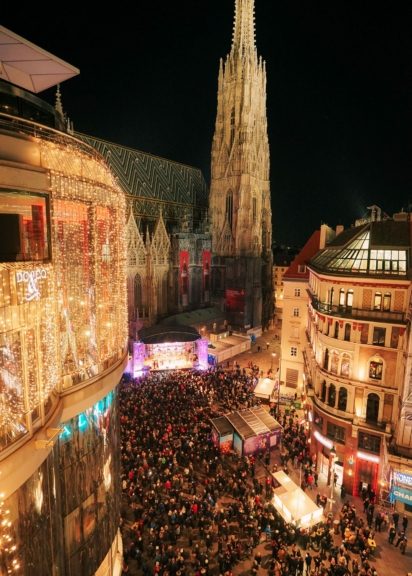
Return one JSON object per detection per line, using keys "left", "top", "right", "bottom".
{"left": 254, "top": 377, "right": 276, "bottom": 402}
{"left": 271, "top": 471, "right": 324, "bottom": 528}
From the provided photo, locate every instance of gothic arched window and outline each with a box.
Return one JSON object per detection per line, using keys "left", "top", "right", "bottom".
{"left": 225, "top": 191, "right": 233, "bottom": 228}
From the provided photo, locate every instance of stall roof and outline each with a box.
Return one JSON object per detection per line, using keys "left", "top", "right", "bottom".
{"left": 210, "top": 416, "right": 233, "bottom": 437}
{"left": 272, "top": 471, "right": 324, "bottom": 528}
{"left": 254, "top": 377, "right": 276, "bottom": 399}
{"left": 225, "top": 411, "right": 256, "bottom": 439}
{"left": 250, "top": 406, "right": 282, "bottom": 432}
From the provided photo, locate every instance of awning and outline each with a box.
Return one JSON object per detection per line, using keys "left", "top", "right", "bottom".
{"left": 210, "top": 416, "right": 233, "bottom": 437}
{"left": 254, "top": 377, "right": 276, "bottom": 400}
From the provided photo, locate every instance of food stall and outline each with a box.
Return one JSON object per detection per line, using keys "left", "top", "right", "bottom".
{"left": 210, "top": 416, "right": 234, "bottom": 453}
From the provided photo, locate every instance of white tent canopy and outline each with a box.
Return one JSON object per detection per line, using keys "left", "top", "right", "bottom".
{"left": 254, "top": 377, "right": 276, "bottom": 400}
{"left": 272, "top": 471, "right": 324, "bottom": 528}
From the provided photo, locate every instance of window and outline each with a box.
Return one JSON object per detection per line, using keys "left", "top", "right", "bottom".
{"left": 372, "top": 327, "right": 386, "bottom": 346}
{"left": 366, "top": 393, "right": 380, "bottom": 423}
{"left": 358, "top": 432, "right": 381, "bottom": 454}
{"left": 314, "top": 412, "right": 323, "bottom": 429}
{"left": 339, "top": 288, "right": 345, "bottom": 307}
{"left": 294, "top": 288, "right": 301, "bottom": 297}
{"left": 225, "top": 191, "right": 233, "bottom": 228}
{"left": 323, "top": 349, "right": 329, "bottom": 370}
{"left": 252, "top": 197, "right": 257, "bottom": 224}
{"left": 340, "top": 354, "right": 350, "bottom": 377}
{"left": 293, "top": 308, "right": 300, "bottom": 317}
{"left": 369, "top": 358, "right": 383, "bottom": 380}
{"left": 383, "top": 292, "right": 391, "bottom": 311}
{"left": 321, "top": 381, "right": 327, "bottom": 402}
{"left": 326, "top": 422, "right": 346, "bottom": 444}
{"left": 290, "top": 347, "right": 297, "bottom": 356}
{"left": 330, "top": 352, "right": 339, "bottom": 375}
{"left": 0, "top": 191, "right": 50, "bottom": 262}
{"left": 344, "top": 323, "right": 351, "bottom": 342}
{"left": 346, "top": 289, "right": 354, "bottom": 308}
{"left": 334, "top": 321, "right": 339, "bottom": 338}
{"left": 338, "top": 388, "right": 348, "bottom": 411}
{"left": 298, "top": 265, "right": 306, "bottom": 273}
{"left": 328, "top": 384, "right": 336, "bottom": 407}
{"left": 374, "top": 292, "right": 382, "bottom": 310}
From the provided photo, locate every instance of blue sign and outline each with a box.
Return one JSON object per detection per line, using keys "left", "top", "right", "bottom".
{"left": 390, "top": 486, "right": 412, "bottom": 505}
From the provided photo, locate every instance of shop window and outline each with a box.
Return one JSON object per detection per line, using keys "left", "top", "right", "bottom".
{"left": 0, "top": 191, "right": 50, "bottom": 262}
{"left": 369, "top": 359, "right": 383, "bottom": 380}
{"left": 326, "top": 422, "right": 346, "bottom": 444}
{"left": 366, "top": 393, "right": 380, "bottom": 423}
{"left": 344, "top": 323, "right": 351, "bottom": 341}
{"left": 358, "top": 432, "right": 380, "bottom": 454}
{"left": 338, "top": 388, "right": 347, "bottom": 411}
{"left": 372, "top": 327, "right": 385, "bottom": 346}
{"left": 328, "top": 384, "right": 336, "bottom": 407}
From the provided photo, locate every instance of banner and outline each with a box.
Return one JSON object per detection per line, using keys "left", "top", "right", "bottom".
{"left": 390, "top": 486, "right": 412, "bottom": 505}
{"left": 202, "top": 250, "right": 211, "bottom": 301}
{"left": 225, "top": 289, "right": 245, "bottom": 314}
{"left": 179, "top": 251, "right": 189, "bottom": 306}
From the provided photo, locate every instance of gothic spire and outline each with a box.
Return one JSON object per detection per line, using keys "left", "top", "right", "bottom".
{"left": 55, "top": 84, "right": 64, "bottom": 116}
{"left": 231, "top": 0, "right": 256, "bottom": 57}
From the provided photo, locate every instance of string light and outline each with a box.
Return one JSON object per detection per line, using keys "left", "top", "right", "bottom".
{"left": 0, "top": 137, "right": 127, "bottom": 453}
{"left": 0, "top": 492, "right": 21, "bottom": 573}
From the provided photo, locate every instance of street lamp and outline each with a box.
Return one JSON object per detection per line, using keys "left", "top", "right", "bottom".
{"left": 328, "top": 445, "right": 337, "bottom": 512}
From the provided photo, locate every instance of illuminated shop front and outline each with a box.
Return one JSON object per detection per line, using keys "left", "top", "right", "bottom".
{"left": 390, "top": 470, "right": 412, "bottom": 511}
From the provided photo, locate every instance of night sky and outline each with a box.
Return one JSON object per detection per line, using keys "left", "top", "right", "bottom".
{"left": 3, "top": 1, "right": 412, "bottom": 245}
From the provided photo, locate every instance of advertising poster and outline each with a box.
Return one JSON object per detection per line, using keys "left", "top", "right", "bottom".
{"left": 225, "top": 289, "right": 245, "bottom": 314}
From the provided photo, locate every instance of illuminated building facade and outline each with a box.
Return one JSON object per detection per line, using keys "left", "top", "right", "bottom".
{"left": 209, "top": 0, "right": 273, "bottom": 330}
{"left": 305, "top": 210, "right": 412, "bottom": 507}
{"left": 0, "top": 27, "right": 127, "bottom": 576}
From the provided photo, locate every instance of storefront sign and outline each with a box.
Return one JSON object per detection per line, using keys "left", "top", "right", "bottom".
{"left": 393, "top": 471, "right": 412, "bottom": 487}
{"left": 16, "top": 268, "right": 47, "bottom": 301}
{"left": 390, "top": 486, "right": 412, "bottom": 505}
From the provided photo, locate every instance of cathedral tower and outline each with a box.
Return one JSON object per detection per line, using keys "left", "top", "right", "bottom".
{"left": 209, "top": 0, "right": 273, "bottom": 328}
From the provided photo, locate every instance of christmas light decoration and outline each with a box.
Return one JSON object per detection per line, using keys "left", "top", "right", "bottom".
{"left": 0, "top": 492, "right": 21, "bottom": 573}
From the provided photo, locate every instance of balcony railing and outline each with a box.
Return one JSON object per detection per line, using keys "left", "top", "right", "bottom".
{"left": 308, "top": 292, "right": 406, "bottom": 324}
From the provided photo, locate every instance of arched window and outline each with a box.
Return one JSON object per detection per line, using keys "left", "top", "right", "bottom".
{"left": 339, "top": 288, "right": 345, "bottom": 308}
{"left": 334, "top": 321, "right": 339, "bottom": 338}
{"left": 369, "top": 358, "right": 383, "bottom": 380}
{"left": 252, "top": 197, "right": 257, "bottom": 223}
{"left": 330, "top": 351, "right": 339, "bottom": 375}
{"left": 225, "top": 191, "right": 233, "bottom": 228}
{"left": 338, "top": 388, "right": 348, "bottom": 411}
{"left": 321, "top": 380, "right": 327, "bottom": 402}
{"left": 346, "top": 289, "right": 354, "bottom": 309}
{"left": 366, "top": 393, "right": 380, "bottom": 423}
{"left": 340, "top": 353, "right": 351, "bottom": 377}
{"left": 323, "top": 348, "right": 329, "bottom": 370}
{"left": 344, "top": 323, "right": 351, "bottom": 341}
{"left": 328, "top": 384, "right": 336, "bottom": 407}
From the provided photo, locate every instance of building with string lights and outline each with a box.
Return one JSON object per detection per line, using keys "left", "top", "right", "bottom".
{"left": 0, "top": 27, "right": 127, "bottom": 575}
{"left": 304, "top": 207, "right": 412, "bottom": 510}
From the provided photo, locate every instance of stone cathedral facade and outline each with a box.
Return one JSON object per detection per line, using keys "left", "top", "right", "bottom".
{"left": 209, "top": 0, "right": 273, "bottom": 329}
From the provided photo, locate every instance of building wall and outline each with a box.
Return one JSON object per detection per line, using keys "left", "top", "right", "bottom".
{"left": 305, "top": 267, "right": 410, "bottom": 497}
{"left": 0, "top": 119, "right": 127, "bottom": 575}
{"left": 280, "top": 279, "right": 307, "bottom": 389}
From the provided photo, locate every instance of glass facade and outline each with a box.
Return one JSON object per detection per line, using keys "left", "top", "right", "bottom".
{"left": 2, "top": 391, "right": 120, "bottom": 575}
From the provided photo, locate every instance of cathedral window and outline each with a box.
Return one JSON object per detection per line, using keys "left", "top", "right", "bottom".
{"left": 225, "top": 191, "right": 233, "bottom": 228}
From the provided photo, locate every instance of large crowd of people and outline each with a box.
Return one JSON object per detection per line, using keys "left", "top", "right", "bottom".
{"left": 118, "top": 367, "right": 405, "bottom": 575}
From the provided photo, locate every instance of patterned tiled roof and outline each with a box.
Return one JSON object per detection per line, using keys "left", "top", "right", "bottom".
{"left": 77, "top": 133, "right": 208, "bottom": 223}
